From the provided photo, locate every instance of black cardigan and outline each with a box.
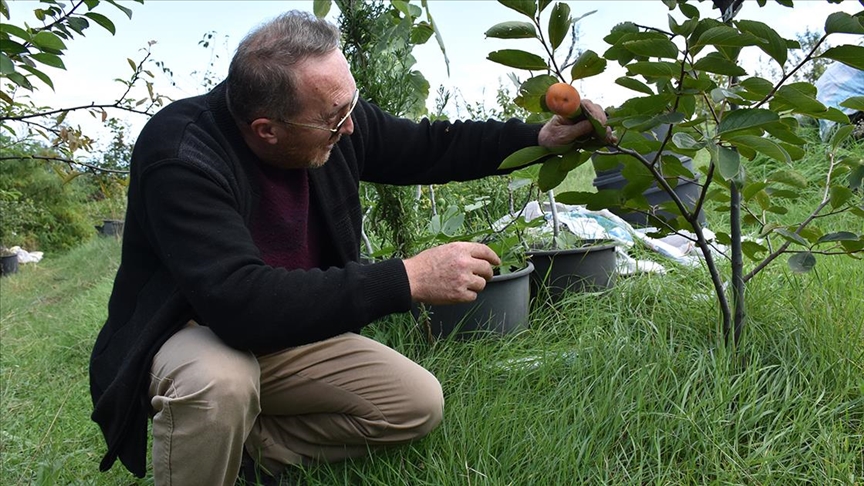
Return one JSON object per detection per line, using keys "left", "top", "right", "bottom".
{"left": 89, "top": 82, "right": 542, "bottom": 477}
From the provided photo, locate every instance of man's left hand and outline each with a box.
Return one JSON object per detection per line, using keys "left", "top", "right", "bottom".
{"left": 538, "top": 98, "right": 617, "bottom": 148}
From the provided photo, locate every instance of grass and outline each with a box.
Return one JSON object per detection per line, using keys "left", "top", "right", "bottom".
{"left": 2, "top": 239, "right": 862, "bottom": 485}
{"left": 2, "top": 159, "right": 863, "bottom": 484}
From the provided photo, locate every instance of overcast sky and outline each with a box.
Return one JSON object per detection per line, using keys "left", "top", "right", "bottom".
{"left": 6, "top": 0, "right": 861, "bottom": 147}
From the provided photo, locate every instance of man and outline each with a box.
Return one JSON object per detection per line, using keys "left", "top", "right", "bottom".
{"left": 89, "top": 11, "right": 613, "bottom": 486}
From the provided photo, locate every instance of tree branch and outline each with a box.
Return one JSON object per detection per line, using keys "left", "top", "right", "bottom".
{"left": 0, "top": 155, "right": 129, "bottom": 174}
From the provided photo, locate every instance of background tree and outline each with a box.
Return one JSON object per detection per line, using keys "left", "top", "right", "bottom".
{"left": 0, "top": 0, "right": 163, "bottom": 178}
{"left": 321, "top": 0, "right": 442, "bottom": 258}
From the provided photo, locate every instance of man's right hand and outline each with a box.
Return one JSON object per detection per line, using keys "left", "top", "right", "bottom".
{"left": 403, "top": 242, "right": 501, "bottom": 305}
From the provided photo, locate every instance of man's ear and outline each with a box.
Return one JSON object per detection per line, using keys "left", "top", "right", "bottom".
{"left": 249, "top": 118, "right": 281, "bottom": 145}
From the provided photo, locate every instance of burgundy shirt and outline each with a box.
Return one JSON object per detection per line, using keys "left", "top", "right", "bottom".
{"left": 249, "top": 163, "right": 323, "bottom": 270}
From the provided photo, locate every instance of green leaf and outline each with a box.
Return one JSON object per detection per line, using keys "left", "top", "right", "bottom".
{"left": 768, "top": 169, "right": 808, "bottom": 188}
{"left": 499, "top": 145, "right": 552, "bottom": 170}
{"left": 30, "top": 52, "right": 65, "bottom": 69}
{"left": 669, "top": 15, "right": 697, "bottom": 37}
{"left": 66, "top": 16, "right": 89, "bottom": 35}
{"left": 19, "top": 64, "right": 54, "bottom": 89}
{"left": 548, "top": 3, "right": 571, "bottom": 50}
{"left": 693, "top": 53, "right": 747, "bottom": 76}
{"left": 816, "top": 107, "right": 851, "bottom": 124}
{"left": 788, "top": 252, "right": 816, "bottom": 273}
{"left": 0, "top": 38, "right": 28, "bottom": 55}
{"left": 516, "top": 74, "right": 557, "bottom": 113}
{"left": 740, "top": 76, "right": 773, "bottom": 97}
{"left": 559, "top": 149, "right": 590, "bottom": 172}
{"left": 622, "top": 111, "right": 685, "bottom": 133}
{"left": 0, "top": 23, "right": 30, "bottom": 41}
{"left": 106, "top": 0, "right": 134, "bottom": 20}
{"left": 829, "top": 186, "right": 855, "bottom": 209}
{"left": 778, "top": 142, "right": 805, "bottom": 161}
{"left": 735, "top": 20, "right": 787, "bottom": 66}
{"left": 819, "top": 45, "right": 864, "bottom": 70}
{"left": 775, "top": 228, "right": 809, "bottom": 247}
{"left": 718, "top": 108, "right": 779, "bottom": 135}
{"left": 817, "top": 231, "right": 859, "bottom": 244}
{"left": 693, "top": 25, "right": 765, "bottom": 48}
{"left": 626, "top": 61, "right": 679, "bottom": 78}
{"left": 764, "top": 121, "right": 806, "bottom": 145}
{"left": 615, "top": 76, "right": 653, "bottom": 95}
{"left": 715, "top": 145, "right": 741, "bottom": 181}
{"left": 498, "top": 0, "right": 536, "bottom": 18}
{"left": 679, "top": 2, "right": 700, "bottom": 19}
{"left": 830, "top": 125, "right": 855, "bottom": 150}
{"left": 7, "top": 71, "right": 32, "bottom": 90}
{"left": 622, "top": 37, "right": 679, "bottom": 59}
{"left": 84, "top": 11, "right": 115, "bottom": 35}
{"left": 742, "top": 240, "right": 768, "bottom": 260}
{"left": 0, "top": 52, "right": 13, "bottom": 75}
{"left": 613, "top": 93, "right": 675, "bottom": 119}
{"left": 410, "top": 22, "right": 435, "bottom": 45}
{"left": 569, "top": 49, "right": 606, "bottom": 80}
{"left": 312, "top": 0, "right": 331, "bottom": 17}
{"left": 840, "top": 96, "right": 864, "bottom": 111}
{"left": 485, "top": 21, "right": 536, "bottom": 39}
{"left": 672, "top": 132, "right": 703, "bottom": 150}
{"left": 556, "top": 189, "right": 624, "bottom": 210}
{"left": 725, "top": 134, "right": 790, "bottom": 164}
{"left": 840, "top": 238, "right": 864, "bottom": 253}
{"left": 603, "top": 21, "right": 639, "bottom": 44}
{"left": 487, "top": 49, "right": 548, "bottom": 70}
{"left": 742, "top": 181, "right": 769, "bottom": 201}
{"left": 538, "top": 158, "right": 567, "bottom": 191}
{"left": 771, "top": 83, "right": 826, "bottom": 114}
{"left": 32, "top": 31, "right": 66, "bottom": 51}
{"left": 824, "top": 11, "right": 864, "bottom": 35}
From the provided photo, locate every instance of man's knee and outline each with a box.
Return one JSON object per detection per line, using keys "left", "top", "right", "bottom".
{"left": 399, "top": 370, "right": 444, "bottom": 439}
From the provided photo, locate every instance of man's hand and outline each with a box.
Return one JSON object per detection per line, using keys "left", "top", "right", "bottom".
{"left": 538, "top": 98, "right": 617, "bottom": 147}
{"left": 403, "top": 242, "right": 501, "bottom": 305}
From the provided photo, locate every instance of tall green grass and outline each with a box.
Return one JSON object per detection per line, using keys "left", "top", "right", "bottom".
{"left": 2, "top": 222, "right": 861, "bottom": 484}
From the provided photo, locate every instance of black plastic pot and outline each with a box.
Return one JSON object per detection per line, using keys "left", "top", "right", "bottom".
{"left": 592, "top": 124, "right": 705, "bottom": 227}
{"left": 527, "top": 241, "right": 617, "bottom": 301}
{"left": 592, "top": 170, "right": 704, "bottom": 227}
{"left": 413, "top": 261, "right": 534, "bottom": 339}
{"left": 97, "top": 219, "right": 124, "bottom": 237}
{"left": 1, "top": 254, "right": 18, "bottom": 276}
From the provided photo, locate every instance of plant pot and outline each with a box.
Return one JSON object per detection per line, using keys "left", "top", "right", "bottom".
{"left": 591, "top": 124, "right": 705, "bottom": 227}
{"left": 413, "top": 261, "right": 534, "bottom": 339}
{"left": 97, "top": 219, "right": 125, "bottom": 237}
{"left": 527, "top": 240, "right": 617, "bottom": 301}
{"left": 1, "top": 254, "right": 18, "bottom": 276}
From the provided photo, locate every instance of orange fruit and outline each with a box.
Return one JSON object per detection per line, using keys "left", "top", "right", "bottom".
{"left": 545, "top": 82, "right": 582, "bottom": 120}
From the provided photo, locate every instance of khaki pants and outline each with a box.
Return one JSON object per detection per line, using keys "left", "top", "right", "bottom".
{"left": 148, "top": 323, "right": 444, "bottom": 486}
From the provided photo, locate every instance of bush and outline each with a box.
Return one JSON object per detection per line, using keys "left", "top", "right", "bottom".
{"left": 0, "top": 153, "right": 95, "bottom": 253}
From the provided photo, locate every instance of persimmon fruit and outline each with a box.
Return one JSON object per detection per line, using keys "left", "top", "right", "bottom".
{"left": 545, "top": 82, "right": 582, "bottom": 120}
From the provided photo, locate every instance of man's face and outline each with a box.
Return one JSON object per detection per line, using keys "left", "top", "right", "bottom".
{"left": 274, "top": 50, "right": 358, "bottom": 169}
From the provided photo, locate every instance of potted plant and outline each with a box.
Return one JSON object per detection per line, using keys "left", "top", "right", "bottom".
{"left": 1, "top": 246, "right": 18, "bottom": 276}
{"left": 95, "top": 176, "right": 127, "bottom": 238}
{"left": 521, "top": 192, "right": 618, "bottom": 301}
{"left": 411, "top": 202, "right": 537, "bottom": 339}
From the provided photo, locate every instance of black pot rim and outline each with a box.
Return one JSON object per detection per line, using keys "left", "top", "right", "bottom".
{"left": 525, "top": 240, "right": 617, "bottom": 257}
{"left": 491, "top": 261, "right": 534, "bottom": 283}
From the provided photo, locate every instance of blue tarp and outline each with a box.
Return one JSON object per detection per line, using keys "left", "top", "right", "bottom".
{"left": 815, "top": 62, "right": 864, "bottom": 141}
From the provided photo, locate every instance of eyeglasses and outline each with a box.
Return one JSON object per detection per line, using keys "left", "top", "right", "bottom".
{"left": 276, "top": 89, "right": 359, "bottom": 140}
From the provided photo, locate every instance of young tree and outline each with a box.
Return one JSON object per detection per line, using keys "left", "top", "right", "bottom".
{"left": 490, "top": 0, "right": 864, "bottom": 346}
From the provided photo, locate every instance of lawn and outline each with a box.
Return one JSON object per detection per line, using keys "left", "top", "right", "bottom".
{"left": 1, "top": 182, "right": 862, "bottom": 485}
